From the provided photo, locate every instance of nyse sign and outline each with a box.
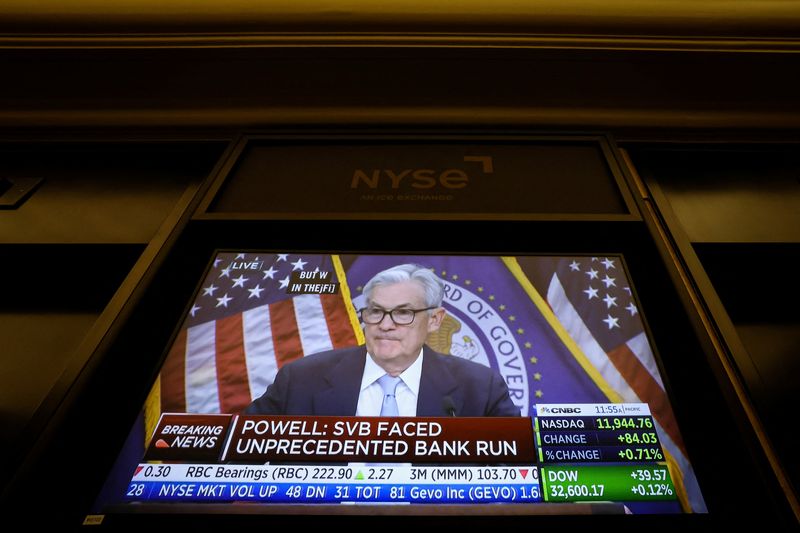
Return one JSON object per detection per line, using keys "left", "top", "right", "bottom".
{"left": 350, "top": 155, "right": 493, "bottom": 191}
{"left": 209, "top": 140, "right": 627, "bottom": 216}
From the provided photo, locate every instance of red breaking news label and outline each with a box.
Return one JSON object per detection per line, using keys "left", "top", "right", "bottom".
{"left": 144, "top": 413, "right": 233, "bottom": 462}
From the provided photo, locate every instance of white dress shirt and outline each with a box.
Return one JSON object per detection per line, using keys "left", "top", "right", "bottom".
{"left": 355, "top": 348, "right": 423, "bottom": 416}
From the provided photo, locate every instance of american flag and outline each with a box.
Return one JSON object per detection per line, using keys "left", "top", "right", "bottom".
{"left": 158, "top": 252, "right": 359, "bottom": 415}
{"left": 522, "top": 255, "right": 706, "bottom": 513}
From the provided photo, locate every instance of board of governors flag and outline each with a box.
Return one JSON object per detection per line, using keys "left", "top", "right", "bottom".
{"left": 146, "top": 251, "right": 705, "bottom": 513}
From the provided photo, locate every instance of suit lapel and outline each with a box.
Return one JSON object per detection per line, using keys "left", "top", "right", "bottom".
{"left": 416, "top": 346, "right": 462, "bottom": 416}
{"left": 313, "top": 346, "right": 366, "bottom": 416}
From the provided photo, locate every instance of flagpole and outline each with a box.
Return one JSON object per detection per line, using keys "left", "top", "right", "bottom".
{"left": 332, "top": 254, "right": 365, "bottom": 345}
{"left": 501, "top": 256, "right": 623, "bottom": 403}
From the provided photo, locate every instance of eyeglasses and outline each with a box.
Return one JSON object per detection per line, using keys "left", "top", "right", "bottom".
{"left": 359, "top": 306, "right": 437, "bottom": 325}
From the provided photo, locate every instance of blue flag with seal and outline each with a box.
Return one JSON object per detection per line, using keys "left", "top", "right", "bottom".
{"left": 345, "top": 254, "right": 611, "bottom": 416}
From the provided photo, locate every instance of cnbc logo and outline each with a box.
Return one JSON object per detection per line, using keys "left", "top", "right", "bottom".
{"left": 144, "top": 413, "right": 232, "bottom": 462}
{"left": 350, "top": 156, "right": 494, "bottom": 191}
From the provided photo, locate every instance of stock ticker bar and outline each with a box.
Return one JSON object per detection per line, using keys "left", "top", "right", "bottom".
{"left": 126, "top": 465, "right": 542, "bottom": 504}
{"left": 533, "top": 404, "right": 676, "bottom": 504}
{"left": 540, "top": 465, "right": 676, "bottom": 502}
{"left": 534, "top": 403, "right": 666, "bottom": 464}
{"left": 124, "top": 403, "right": 677, "bottom": 505}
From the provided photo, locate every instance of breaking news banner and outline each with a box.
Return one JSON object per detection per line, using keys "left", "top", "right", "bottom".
{"left": 125, "top": 404, "right": 679, "bottom": 506}
{"left": 145, "top": 414, "right": 536, "bottom": 464}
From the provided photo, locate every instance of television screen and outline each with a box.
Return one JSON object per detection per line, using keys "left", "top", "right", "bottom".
{"left": 92, "top": 252, "right": 706, "bottom": 517}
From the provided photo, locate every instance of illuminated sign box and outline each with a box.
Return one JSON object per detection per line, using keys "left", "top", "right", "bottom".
{"left": 198, "top": 136, "right": 636, "bottom": 220}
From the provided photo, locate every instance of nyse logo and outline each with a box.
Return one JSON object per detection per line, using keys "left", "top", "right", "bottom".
{"left": 350, "top": 155, "right": 493, "bottom": 190}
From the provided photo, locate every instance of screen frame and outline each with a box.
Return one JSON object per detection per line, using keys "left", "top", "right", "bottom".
{"left": 68, "top": 220, "right": 781, "bottom": 527}
{"left": 92, "top": 249, "right": 699, "bottom": 520}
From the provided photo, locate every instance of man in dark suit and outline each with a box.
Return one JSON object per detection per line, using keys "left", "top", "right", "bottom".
{"left": 245, "top": 263, "right": 520, "bottom": 417}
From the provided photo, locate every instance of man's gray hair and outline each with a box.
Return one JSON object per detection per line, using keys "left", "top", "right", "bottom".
{"left": 362, "top": 264, "right": 444, "bottom": 308}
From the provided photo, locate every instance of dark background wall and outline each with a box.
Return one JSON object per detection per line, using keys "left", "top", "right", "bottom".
{"left": 0, "top": 143, "right": 225, "bottom": 483}
{"left": 1, "top": 1, "right": 799, "bottom": 526}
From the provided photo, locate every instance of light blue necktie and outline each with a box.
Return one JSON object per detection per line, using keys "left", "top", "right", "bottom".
{"left": 377, "top": 374, "right": 401, "bottom": 416}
